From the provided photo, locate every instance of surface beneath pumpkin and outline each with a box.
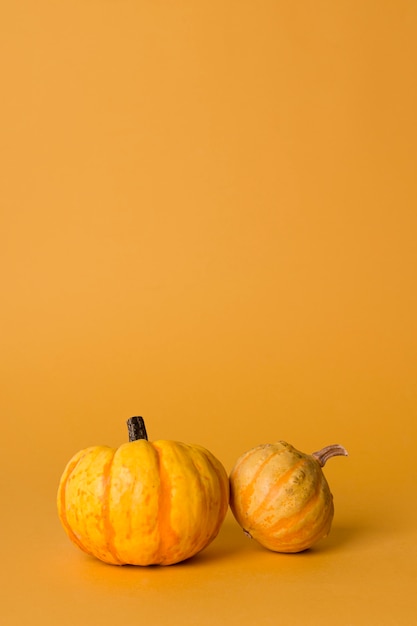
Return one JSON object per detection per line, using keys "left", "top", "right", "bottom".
{"left": 3, "top": 476, "right": 417, "bottom": 626}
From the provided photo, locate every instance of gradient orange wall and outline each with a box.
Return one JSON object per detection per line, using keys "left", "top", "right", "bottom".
{"left": 1, "top": 2, "right": 417, "bottom": 624}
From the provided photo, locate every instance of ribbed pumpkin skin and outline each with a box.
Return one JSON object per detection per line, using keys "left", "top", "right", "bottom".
{"left": 57, "top": 439, "right": 229, "bottom": 565}
{"left": 229, "top": 441, "right": 334, "bottom": 553}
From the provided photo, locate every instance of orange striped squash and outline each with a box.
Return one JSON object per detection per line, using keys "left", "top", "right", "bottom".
{"left": 229, "top": 441, "right": 347, "bottom": 553}
{"left": 57, "top": 417, "right": 229, "bottom": 565}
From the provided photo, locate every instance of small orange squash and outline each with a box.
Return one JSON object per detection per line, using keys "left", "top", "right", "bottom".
{"left": 57, "top": 416, "right": 229, "bottom": 565}
{"left": 229, "top": 441, "right": 348, "bottom": 553}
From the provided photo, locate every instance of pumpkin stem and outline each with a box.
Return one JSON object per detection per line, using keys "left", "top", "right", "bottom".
{"left": 312, "top": 444, "right": 348, "bottom": 467}
{"left": 127, "top": 416, "right": 148, "bottom": 442}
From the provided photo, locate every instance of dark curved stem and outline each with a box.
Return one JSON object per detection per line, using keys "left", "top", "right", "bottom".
{"left": 127, "top": 416, "right": 148, "bottom": 442}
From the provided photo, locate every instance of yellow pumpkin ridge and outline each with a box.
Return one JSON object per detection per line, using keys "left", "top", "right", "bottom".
{"left": 205, "top": 450, "right": 230, "bottom": 521}
{"left": 101, "top": 450, "right": 123, "bottom": 565}
{"left": 187, "top": 449, "right": 210, "bottom": 555}
{"left": 153, "top": 443, "right": 178, "bottom": 564}
{"left": 197, "top": 449, "right": 230, "bottom": 547}
{"left": 58, "top": 450, "right": 94, "bottom": 557}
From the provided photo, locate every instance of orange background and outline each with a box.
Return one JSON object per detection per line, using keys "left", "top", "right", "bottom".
{"left": 1, "top": 1, "right": 416, "bottom": 624}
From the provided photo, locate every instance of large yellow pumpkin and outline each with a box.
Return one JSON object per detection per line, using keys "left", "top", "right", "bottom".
{"left": 57, "top": 417, "right": 229, "bottom": 565}
{"left": 229, "top": 441, "right": 347, "bottom": 553}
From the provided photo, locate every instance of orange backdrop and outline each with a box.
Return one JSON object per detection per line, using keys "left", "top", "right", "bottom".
{"left": 1, "top": 1, "right": 416, "bottom": 624}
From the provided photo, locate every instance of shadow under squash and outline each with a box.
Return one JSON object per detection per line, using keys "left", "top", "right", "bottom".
{"left": 176, "top": 518, "right": 252, "bottom": 567}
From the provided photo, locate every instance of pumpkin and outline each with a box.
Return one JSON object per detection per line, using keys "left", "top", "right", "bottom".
{"left": 57, "top": 416, "right": 229, "bottom": 565}
{"left": 229, "top": 441, "right": 348, "bottom": 553}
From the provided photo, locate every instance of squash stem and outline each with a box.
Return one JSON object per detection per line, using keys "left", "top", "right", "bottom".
{"left": 312, "top": 444, "right": 348, "bottom": 467}
{"left": 127, "top": 416, "right": 148, "bottom": 442}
